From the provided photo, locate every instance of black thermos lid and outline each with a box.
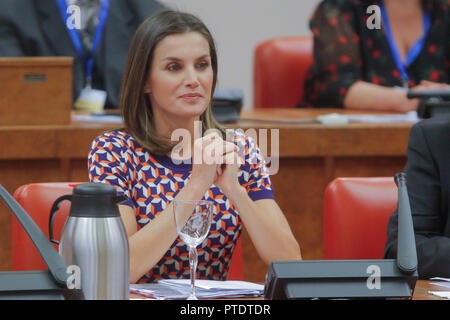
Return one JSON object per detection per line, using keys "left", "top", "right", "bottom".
{"left": 69, "top": 183, "right": 127, "bottom": 218}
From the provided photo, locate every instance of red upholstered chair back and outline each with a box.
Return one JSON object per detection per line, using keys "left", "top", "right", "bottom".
{"left": 12, "top": 182, "right": 245, "bottom": 280}
{"left": 253, "top": 36, "right": 313, "bottom": 109}
{"left": 11, "top": 182, "right": 78, "bottom": 270}
{"left": 323, "top": 177, "right": 397, "bottom": 260}
{"left": 227, "top": 237, "right": 244, "bottom": 280}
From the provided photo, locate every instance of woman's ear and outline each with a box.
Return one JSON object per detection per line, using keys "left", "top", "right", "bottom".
{"left": 144, "top": 79, "right": 152, "bottom": 94}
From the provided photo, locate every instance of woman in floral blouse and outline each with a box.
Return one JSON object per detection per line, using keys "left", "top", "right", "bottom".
{"left": 302, "top": 0, "right": 450, "bottom": 112}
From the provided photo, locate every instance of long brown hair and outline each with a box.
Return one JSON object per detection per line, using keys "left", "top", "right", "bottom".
{"left": 120, "top": 10, "right": 223, "bottom": 155}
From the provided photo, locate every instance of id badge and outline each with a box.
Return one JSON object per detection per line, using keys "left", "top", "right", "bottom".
{"left": 74, "top": 87, "right": 107, "bottom": 112}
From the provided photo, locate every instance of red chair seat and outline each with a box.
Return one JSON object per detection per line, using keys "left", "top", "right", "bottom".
{"left": 323, "top": 177, "right": 397, "bottom": 260}
{"left": 12, "top": 182, "right": 76, "bottom": 271}
{"left": 254, "top": 36, "right": 313, "bottom": 109}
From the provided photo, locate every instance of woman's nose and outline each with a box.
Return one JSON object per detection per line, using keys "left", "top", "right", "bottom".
{"left": 184, "top": 67, "right": 200, "bottom": 88}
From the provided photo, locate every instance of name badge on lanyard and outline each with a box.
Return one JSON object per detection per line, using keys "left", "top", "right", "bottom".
{"left": 57, "top": 0, "right": 110, "bottom": 111}
{"left": 380, "top": 1, "right": 430, "bottom": 88}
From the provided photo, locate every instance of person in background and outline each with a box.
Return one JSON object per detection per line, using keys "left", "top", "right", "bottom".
{"left": 88, "top": 10, "right": 302, "bottom": 284}
{"left": 385, "top": 117, "right": 450, "bottom": 279}
{"left": 0, "top": 0, "right": 166, "bottom": 110}
{"left": 301, "top": 0, "right": 450, "bottom": 112}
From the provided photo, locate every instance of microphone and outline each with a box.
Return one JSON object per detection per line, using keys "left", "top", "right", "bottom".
{"left": 407, "top": 89, "right": 450, "bottom": 100}
{"left": 407, "top": 89, "right": 450, "bottom": 119}
{"left": 394, "top": 173, "right": 418, "bottom": 275}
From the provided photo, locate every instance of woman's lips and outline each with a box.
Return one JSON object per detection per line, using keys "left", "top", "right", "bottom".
{"left": 180, "top": 93, "right": 202, "bottom": 101}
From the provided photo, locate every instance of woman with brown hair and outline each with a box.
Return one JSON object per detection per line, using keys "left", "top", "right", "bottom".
{"left": 88, "top": 10, "right": 301, "bottom": 284}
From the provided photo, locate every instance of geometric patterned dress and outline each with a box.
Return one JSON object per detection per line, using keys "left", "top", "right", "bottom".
{"left": 88, "top": 129, "right": 274, "bottom": 283}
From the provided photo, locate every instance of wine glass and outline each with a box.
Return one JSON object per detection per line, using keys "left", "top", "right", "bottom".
{"left": 173, "top": 199, "right": 213, "bottom": 300}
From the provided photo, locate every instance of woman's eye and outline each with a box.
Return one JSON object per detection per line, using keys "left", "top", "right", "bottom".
{"left": 167, "top": 63, "right": 181, "bottom": 71}
{"left": 196, "top": 61, "right": 209, "bottom": 70}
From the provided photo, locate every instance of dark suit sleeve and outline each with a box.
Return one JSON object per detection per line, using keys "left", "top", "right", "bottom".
{"left": 385, "top": 121, "right": 450, "bottom": 279}
{"left": 0, "top": 1, "right": 25, "bottom": 56}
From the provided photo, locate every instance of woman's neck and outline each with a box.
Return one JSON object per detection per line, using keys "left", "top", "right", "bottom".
{"left": 384, "top": 0, "right": 422, "bottom": 19}
{"left": 383, "top": 0, "right": 425, "bottom": 62}
{"left": 152, "top": 111, "right": 201, "bottom": 159}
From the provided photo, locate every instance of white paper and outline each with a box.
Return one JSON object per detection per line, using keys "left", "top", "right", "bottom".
{"left": 430, "top": 283, "right": 450, "bottom": 290}
{"left": 159, "top": 279, "right": 264, "bottom": 291}
{"left": 316, "top": 113, "right": 349, "bottom": 126}
{"left": 428, "top": 291, "right": 450, "bottom": 299}
{"left": 430, "top": 277, "right": 450, "bottom": 282}
{"left": 74, "top": 87, "right": 107, "bottom": 112}
{"left": 130, "top": 279, "right": 264, "bottom": 300}
{"left": 425, "top": 278, "right": 450, "bottom": 291}
{"left": 345, "top": 111, "right": 419, "bottom": 123}
{"left": 71, "top": 113, "right": 123, "bottom": 123}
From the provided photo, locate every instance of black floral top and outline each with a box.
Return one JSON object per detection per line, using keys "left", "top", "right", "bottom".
{"left": 301, "top": 0, "right": 450, "bottom": 109}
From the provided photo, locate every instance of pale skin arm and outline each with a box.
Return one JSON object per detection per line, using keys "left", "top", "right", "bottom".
{"left": 214, "top": 149, "right": 302, "bottom": 265}
{"left": 227, "top": 189, "right": 302, "bottom": 264}
{"left": 343, "top": 81, "right": 419, "bottom": 112}
{"left": 344, "top": 80, "right": 450, "bottom": 113}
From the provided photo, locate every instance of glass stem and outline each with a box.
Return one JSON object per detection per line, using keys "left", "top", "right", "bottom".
{"left": 189, "top": 246, "right": 198, "bottom": 298}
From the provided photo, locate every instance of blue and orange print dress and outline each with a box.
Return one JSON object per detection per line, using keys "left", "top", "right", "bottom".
{"left": 87, "top": 129, "right": 274, "bottom": 283}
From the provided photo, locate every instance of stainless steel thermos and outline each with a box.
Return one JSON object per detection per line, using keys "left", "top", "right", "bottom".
{"left": 49, "top": 183, "right": 129, "bottom": 300}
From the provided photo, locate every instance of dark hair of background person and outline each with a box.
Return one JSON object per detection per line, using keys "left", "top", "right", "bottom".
{"left": 120, "top": 10, "right": 224, "bottom": 156}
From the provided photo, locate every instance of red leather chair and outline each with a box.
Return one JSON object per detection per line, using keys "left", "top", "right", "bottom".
{"left": 323, "top": 177, "right": 397, "bottom": 260}
{"left": 12, "top": 182, "right": 78, "bottom": 270}
{"left": 227, "top": 237, "right": 244, "bottom": 280}
{"left": 253, "top": 36, "right": 313, "bottom": 109}
{"left": 12, "top": 182, "right": 245, "bottom": 280}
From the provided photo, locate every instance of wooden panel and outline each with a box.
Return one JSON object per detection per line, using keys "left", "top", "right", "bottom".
{"left": 0, "top": 57, "right": 73, "bottom": 126}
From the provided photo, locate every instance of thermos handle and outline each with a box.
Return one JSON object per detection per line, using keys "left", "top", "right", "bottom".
{"left": 49, "top": 194, "right": 72, "bottom": 245}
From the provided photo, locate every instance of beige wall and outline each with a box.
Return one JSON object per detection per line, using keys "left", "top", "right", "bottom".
{"left": 159, "top": 0, "right": 320, "bottom": 109}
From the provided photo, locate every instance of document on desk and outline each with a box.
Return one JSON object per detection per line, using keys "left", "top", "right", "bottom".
{"left": 428, "top": 277, "right": 450, "bottom": 299}
{"left": 428, "top": 291, "right": 450, "bottom": 299}
{"left": 71, "top": 113, "right": 123, "bottom": 123}
{"left": 130, "top": 279, "right": 264, "bottom": 300}
{"left": 345, "top": 111, "right": 419, "bottom": 123}
{"left": 429, "top": 277, "right": 450, "bottom": 289}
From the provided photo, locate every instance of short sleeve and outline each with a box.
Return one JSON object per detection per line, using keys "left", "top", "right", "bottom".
{"left": 303, "top": 0, "right": 362, "bottom": 108}
{"left": 87, "top": 132, "right": 135, "bottom": 208}
{"left": 231, "top": 132, "right": 274, "bottom": 201}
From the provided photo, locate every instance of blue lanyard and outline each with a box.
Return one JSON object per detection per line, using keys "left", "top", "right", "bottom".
{"left": 380, "top": 1, "right": 430, "bottom": 85}
{"left": 56, "top": 0, "right": 110, "bottom": 87}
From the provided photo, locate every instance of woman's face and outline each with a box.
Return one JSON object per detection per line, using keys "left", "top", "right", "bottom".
{"left": 146, "top": 31, "right": 214, "bottom": 123}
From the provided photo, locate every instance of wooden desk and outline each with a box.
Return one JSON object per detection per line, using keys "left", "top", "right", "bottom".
{"left": 0, "top": 109, "right": 412, "bottom": 283}
{"left": 413, "top": 280, "right": 449, "bottom": 300}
